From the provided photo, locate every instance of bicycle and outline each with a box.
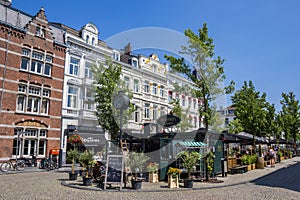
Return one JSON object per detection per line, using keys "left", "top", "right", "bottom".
{"left": 0, "top": 159, "right": 26, "bottom": 172}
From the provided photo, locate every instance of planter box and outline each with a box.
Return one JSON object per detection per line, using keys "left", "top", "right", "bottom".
{"left": 280, "top": 157, "right": 285, "bottom": 161}
{"left": 247, "top": 165, "right": 252, "bottom": 171}
{"left": 149, "top": 173, "right": 158, "bottom": 183}
{"left": 251, "top": 164, "right": 256, "bottom": 170}
{"left": 168, "top": 175, "right": 179, "bottom": 188}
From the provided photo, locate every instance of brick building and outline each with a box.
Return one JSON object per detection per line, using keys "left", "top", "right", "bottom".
{"left": 0, "top": 2, "right": 66, "bottom": 160}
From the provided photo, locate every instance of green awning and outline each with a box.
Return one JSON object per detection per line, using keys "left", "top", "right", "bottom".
{"left": 178, "top": 141, "right": 206, "bottom": 147}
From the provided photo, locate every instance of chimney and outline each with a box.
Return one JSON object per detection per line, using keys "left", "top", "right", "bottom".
{"left": 124, "top": 42, "right": 132, "bottom": 55}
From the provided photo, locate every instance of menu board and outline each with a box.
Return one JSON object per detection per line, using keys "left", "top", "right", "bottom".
{"left": 104, "top": 155, "right": 124, "bottom": 190}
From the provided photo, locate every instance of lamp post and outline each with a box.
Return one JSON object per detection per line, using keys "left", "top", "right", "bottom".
{"left": 113, "top": 91, "right": 129, "bottom": 147}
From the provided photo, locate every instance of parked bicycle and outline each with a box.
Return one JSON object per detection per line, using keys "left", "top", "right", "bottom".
{"left": 38, "top": 157, "right": 58, "bottom": 170}
{"left": 19, "top": 155, "right": 37, "bottom": 167}
{"left": 0, "top": 159, "right": 26, "bottom": 172}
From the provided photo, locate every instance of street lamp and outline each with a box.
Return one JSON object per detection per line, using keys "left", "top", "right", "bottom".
{"left": 113, "top": 91, "right": 129, "bottom": 144}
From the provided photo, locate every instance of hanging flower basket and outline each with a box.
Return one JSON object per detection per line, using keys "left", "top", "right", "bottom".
{"left": 68, "top": 134, "right": 82, "bottom": 145}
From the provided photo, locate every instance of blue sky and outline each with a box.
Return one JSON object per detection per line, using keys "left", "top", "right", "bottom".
{"left": 11, "top": 0, "right": 300, "bottom": 111}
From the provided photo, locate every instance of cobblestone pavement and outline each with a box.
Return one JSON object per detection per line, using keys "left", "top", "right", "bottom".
{"left": 0, "top": 157, "right": 300, "bottom": 200}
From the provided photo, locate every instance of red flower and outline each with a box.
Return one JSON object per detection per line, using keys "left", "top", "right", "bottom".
{"left": 68, "top": 134, "right": 82, "bottom": 144}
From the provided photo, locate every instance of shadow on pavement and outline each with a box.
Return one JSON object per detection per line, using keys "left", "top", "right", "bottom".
{"left": 251, "top": 161, "right": 300, "bottom": 193}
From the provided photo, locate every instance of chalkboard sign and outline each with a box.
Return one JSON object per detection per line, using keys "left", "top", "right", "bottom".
{"left": 104, "top": 155, "right": 124, "bottom": 190}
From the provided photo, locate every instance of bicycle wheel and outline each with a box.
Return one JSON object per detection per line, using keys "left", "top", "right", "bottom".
{"left": 16, "top": 160, "right": 25, "bottom": 171}
{"left": 0, "top": 162, "right": 11, "bottom": 172}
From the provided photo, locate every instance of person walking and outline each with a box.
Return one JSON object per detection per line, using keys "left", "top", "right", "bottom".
{"left": 269, "top": 147, "right": 275, "bottom": 167}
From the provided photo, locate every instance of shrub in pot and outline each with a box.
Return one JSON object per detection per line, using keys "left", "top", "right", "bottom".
{"left": 79, "top": 150, "right": 96, "bottom": 186}
{"left": 67, "top": 149, "right": 80, "bottom": 180}
{"left": 178, "top": 151, "right": 200, "bottom": 188}
{"left": 126, "top": 152, "right": 149, "bottom": 189}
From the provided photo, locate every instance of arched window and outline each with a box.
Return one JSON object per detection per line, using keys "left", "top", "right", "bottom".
{"left": 86, "top": 35, "right": 89, "bottom": 44}
{"left": 92, "top": 37, "right": 95, "bottom": 45}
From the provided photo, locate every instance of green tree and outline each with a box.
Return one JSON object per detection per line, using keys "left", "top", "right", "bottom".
{"left": 264, "top": 103, "right": 278, "bottom": 139}
{"left": 93, "top": 58, "right": 134, "bottom": 140}
{"left": 279, "top": 92, "right": 300, "bottom": 153}
{"left": 171, "top": 99, "right": 193, "bottom": 132}
{"left": 165, "top": 23, "right": 234, "bottom": 133}
{"left": 227, "top": 118, "right": 244, "bottom": 133}
{"left": 231, "top": 81, "right": 268, "bottom": 150}
{"left": 209, "top": 104, "right": 224, "bottom": 132}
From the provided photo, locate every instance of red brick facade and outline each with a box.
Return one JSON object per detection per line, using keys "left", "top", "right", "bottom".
{"left": 0, "top": 7, "right": 65, "bottom": 160}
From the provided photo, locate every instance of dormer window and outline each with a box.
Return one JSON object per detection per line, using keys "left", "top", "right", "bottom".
{"left": 86, "top": 35, "right": 89, "bottom": 44}
{"left": 92, "top": 37, "right": 95, "bottom": 45}
{"left": 130, "top": 58, "right": 138, "bottom": 67}
{"left": 113, "top": 52, "right": 120, "bottom": 61}
{"left": 152, "top": 64, "right": 158, "bottom": 73}
{"left": 36, "top": 26, "right": 45, "bottom": 38}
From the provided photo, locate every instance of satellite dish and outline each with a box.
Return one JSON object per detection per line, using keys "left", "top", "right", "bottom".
{"left": 0, "top": 0, "right": 12, "bottom": 6}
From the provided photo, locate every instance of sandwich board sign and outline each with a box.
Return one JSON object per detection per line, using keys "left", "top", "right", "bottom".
{"left": 104, "top": 155, "right": 124, "bottom": 190}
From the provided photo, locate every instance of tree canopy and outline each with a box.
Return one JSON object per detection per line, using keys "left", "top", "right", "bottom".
{"left": 165, "top": 23, "right": 234, "bottom": 132}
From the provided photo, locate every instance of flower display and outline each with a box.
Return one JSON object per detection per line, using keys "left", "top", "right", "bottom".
{"left": 167, "top": 167, "right": 181, "bottom": 178}
{"left": 67, "top": 134, "right": 82, "bottom": 144}
{"left": 147, "top": 162, "right": 159, "bottom": 173}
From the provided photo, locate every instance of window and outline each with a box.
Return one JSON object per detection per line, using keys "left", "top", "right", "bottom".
{"left": 84, "top": 88, "right": 94, "bottom": 110}
{"left": 20, "top": 48, "right": 52, "bottom": 76}
{"left": 168, "top": 91, "right": 173, "bottom": 103}
{"left": 144, "top": 103, "right": 150, "bottom": 118}
{"left": 133, "top": 105, "right": 139, "bottom": 122}
{"left": 85, "top": 62, "right": 93, "bottom": 79}
{"left": 188, "top": 98, "right": 192, "bottom": 107}
{"left": 160, "top": 86, "right": 164, "bottom": 97}
{"left": 36, "top": 26, "right": 45, "bottom": 38}
{"left": 21, "top": 58, "right": 29, "bottom": 70}
{"left": 152, "top": 64, "right": 157, "bottom": 73}
{"left": 182, "top": 96, "right": 185, "bottom": 107}
{"left": 144, "top": 81, "right": 150, "bottom": 93}
{"left": 16, "top": 84, "right": 50, "bottom": 115}
{"left": 225, "top": 118, "right": 229, "bottom": 125}
{"left": 67, "top": 86, "right": 78, "bottom": 108}
{"left": 113, "top": 52, "right": 120, "bottom": 61}
{"left": 92, "top": 37, "right": 95, "bottom": 45}
{"left": 193, "top": 99, "right": 197, "bottom": 109}
{"left": 124, "top": 76, "right": 130, "bottom": 89}
{"left": 152, "top": 84, "right": 157, "bottom": 95}
{"left": 13, "top": 128, "right": 47, "bottom": 157}
{"left": 134, "top": 79, "right": 139, "bottom": 93}
{"left": 153, "top": 105, "right": 158, "bottom": 120}
{"left": 36, "top": 27, "right": 40, "bottom": 36}
{"left": 70, "top": 57, "right": 79, "bottom": 76}
{"left": 131, "top": 58, "right": 138, "bottom": 67}
{"left": 86, "top": 35, "right": 89, "bottom": 44}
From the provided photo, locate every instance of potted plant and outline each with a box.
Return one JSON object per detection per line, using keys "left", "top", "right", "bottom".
{"left": 127, "top": 152, "right": 149, "bottom": 189}
{"left": 167, "top": 167, "right": 181, "bottom": 188}
{"left": 205, "top": 151, "right": 215, "bottom": 181}
{"left": 177, "top": 151, "right": 200, "bottom": 188}
{"left": 246, "top": 155, "right": 252, "bottom": 171}
{"left": 79, "top": 150, "right": 96, "bottom": 186}
{"left": 251, "top": 154, "right": 258, "bottom": 170}
{"left": 277, "top": 151, "right": 283, "bottom": 162}
{"left": 146, "top": 162, "right": 159, "bottom": 183}
{"left": 67, "top": 148, "right": 80, "bottom": 180}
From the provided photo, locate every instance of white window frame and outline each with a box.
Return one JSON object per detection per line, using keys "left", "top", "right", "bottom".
{"left": 144, "top": 81, "right": 150, "bottom": 93}
{"left": 144, "top": 103, "right": 150, "bottom": 119}
{"left": 134, "top": 79, "right": 139, "bottom": 93}
{"left": 69, "top": 57, "right": 80, "bottom": 76}
{"left": 67, "top": 86, "right": 78, "bottom": 108}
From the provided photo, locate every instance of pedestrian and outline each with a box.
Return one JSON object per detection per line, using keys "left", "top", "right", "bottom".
{"left": 269, "top": 147, "right": 275, "bottom": 167}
